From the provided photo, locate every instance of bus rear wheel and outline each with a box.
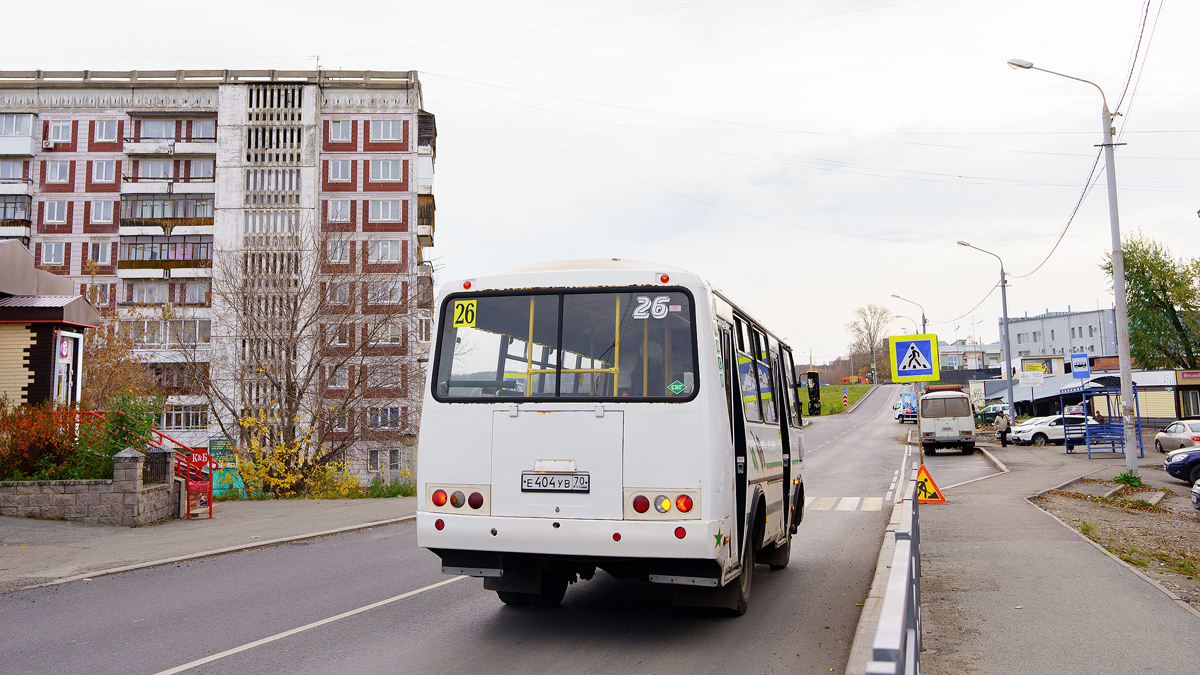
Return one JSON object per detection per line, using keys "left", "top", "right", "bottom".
{"left": 923, "top": 445, "right": 935, "bottom": 456}
{"left": 496, "top": 591, "right": 530, "bottom": 606}
{"left": 527, "top": 571, "right": 568, "bottom": 607}
{"left": 727, "top": 540, "right": 755, "bottom": 616}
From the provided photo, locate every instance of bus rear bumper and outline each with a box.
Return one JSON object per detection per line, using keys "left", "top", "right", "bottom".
{"left": 416, "top": 511, "right": 728, "bottom": 561}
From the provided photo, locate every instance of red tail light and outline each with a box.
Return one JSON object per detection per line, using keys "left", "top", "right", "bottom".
{"left": 435, "top": 519, "right": 445, "bottom": 531}
{"left": 660, "top": 274, "right": 670, "bottom": 283}
{"left": 674, "top": 527, "right": 686, "bottom": 539}
{"left": 612, "top": 533, "right": 621, "bottom": 542}
{"left": 676, "top": 495, "right": 693, "bottom": 513}
{"left": 1192, "top": 436, "right": 1200, "bottom": 442}
{"left": 633, "top": 495, "right": 650, "bottom": 513}
{"left": 431, "top": 489, "right": 447, "bottom": 507}
{"left": 468, "top": 492, "right": 484, "bottom": 509}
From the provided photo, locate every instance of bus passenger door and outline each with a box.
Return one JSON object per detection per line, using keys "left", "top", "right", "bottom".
{"left": 774, "top": 358, "right": 793, "bottom": 533}
{"left": 721, "top": 327, "right": 748, "bottom": 561}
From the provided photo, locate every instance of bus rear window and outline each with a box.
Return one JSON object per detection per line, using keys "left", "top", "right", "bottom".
{"left": 434, "top": 290, "right": 697, "bottom": 401}
{"left": 921, "top": 397, "right": 971, "bottom": 418}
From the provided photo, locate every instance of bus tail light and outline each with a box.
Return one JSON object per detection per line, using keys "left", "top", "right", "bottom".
{"left": 435, "top": 519, "right": 445, "bottom": 531}
{"left": 654, "top": 495, "right": 671, "bottom": 513}
{"left": 612, "top": 533, "right": 621, "bottom": 542}
{"left": 633, "top": 495, "right": 650, "bottom": 513}
{"left": 674, "top": 527, "right": 686, "bottom": 539}
{"left": 468, "top": 492, "right": 484, "bottom": 509}
{"left": 431, "top": 489, "right": 448, "bottom": 507}
{"left": 449, "top": 491, "right": 466, "bottom": 508}
{"left": 427, "top": 485, "right": 489, "bottom": 515}
{"left": 676, "top": 494, "right": 693, "bottom": 513}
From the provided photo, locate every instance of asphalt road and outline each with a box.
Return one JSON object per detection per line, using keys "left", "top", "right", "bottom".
{"left": 0, "top": 386, "right": 910, "bottom": 675}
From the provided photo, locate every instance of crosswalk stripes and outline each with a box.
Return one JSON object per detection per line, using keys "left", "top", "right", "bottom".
{"left": 804, "top": 496, "right": 887, "bottom": 512}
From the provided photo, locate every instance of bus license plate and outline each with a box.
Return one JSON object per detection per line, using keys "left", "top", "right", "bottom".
{"left": 521, "top": 472, "right": 590, "bottom": 493}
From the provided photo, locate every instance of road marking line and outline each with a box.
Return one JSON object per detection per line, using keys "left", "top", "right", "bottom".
{"left": 150, "top": 576, "right": 466, "bottom": 674}
{"left": 836, "top": 497, "right": 861, "bottom": 511}
{"left": 885, "top": 491, "right": 893, "bottom": 502}
{"left": 810, "top": 497, "right": 838, "bottom": 511}
{"left": 861, "top": 497, "right": 883, "bottom": 511}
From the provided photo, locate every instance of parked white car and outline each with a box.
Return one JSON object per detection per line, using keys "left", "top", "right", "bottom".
{"left": 1010, "top": 415, "right": 1091, "bottom": 446}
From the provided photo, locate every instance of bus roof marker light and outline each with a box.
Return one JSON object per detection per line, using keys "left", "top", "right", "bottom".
{"left": 676, "top": 494, "right": 693, "bottom": 513}
{"left": 674, "top": 527, "right": 686, "bottom": 539}
{"left": 462, "top": 280, "right": 472, "bottom": 290}
{"left": 654, "top": 495, "right": 671, "bottom": 513}
{"left": 660, "top": 273, "right": 669, "bottom": 284}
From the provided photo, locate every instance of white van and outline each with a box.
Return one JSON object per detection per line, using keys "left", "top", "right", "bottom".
{"left": 919, "top": 389, "right": 976, "bottom": 455}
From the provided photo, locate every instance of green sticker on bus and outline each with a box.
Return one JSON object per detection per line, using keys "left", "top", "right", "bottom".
{"left": 668, "top": 380, "right": 686, "bottom": 395}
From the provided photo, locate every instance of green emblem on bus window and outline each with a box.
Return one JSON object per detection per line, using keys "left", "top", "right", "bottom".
{"left": 668, "top": 380, "right": 686, "bottom": 395}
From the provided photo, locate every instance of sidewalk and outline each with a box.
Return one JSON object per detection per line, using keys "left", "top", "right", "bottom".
{"left": 0, "top": 497, "right": 417, "bottom": 593}
{"left": 920, "top": 443, "right": 1200, "bottom": 674}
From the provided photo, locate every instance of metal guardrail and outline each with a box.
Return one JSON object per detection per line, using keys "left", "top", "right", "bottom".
{"left": 866, "top": 470, "right": 921, "bottom": 675}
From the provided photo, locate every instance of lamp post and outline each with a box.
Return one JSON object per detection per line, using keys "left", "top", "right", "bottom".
{"left": 958, "top": 241, "right": 1016, "bottom": 420}
{"left": 1008, "top": 58, "right": 1139, "bottom": 475}
{"left": 895, "top": 315, "right": 918, "bottom": 334}
{"left": 891, "top": 294, "right": 926, "bottom": 334}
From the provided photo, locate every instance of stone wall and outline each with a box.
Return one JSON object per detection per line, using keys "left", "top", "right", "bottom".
{"left": 0, "top": 449, "right": 179, "bottom": 527}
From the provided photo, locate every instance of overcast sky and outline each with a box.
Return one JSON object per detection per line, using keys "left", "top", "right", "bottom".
{"left": 6, "top": 0, "right": 1195, "bottom": 362}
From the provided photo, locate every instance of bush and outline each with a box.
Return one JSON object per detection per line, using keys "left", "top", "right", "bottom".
{"left": 1113, "top": 472, "right": 1144, "bottom": 488}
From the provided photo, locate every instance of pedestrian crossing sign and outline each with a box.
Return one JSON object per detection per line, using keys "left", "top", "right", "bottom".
{"left": 915, "top": 464, "right": 946, "bottom": 504}
{"left": 888, "top": 334, "right": 940, "bottom": 383}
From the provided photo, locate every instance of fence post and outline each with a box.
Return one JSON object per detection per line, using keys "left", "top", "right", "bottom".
{"left": 112, "top": 448, "right": 144, "bottom": 527}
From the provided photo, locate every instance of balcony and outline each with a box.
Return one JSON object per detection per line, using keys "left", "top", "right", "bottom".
{"left": 119, "top": 195, "right": 214, "bottom": 235}
{"left": 416, "top": 263, "right": 433, "bottom": 310}
{"left": 417, "top": 194, "right": 434, "bottom": 248}
{"left": 0, "top": 115, "right": 37, "bottom": 155}
{"left": 0, "top": 179, "right": 32, "bottom": 196}
{"left": 0, "top": 195, "right": 31, "bottom": 240}
{"left": 123, "top": 136, "right": 216, "bottom": 156}
{"left": 0, "top": 134, "right": 37, "bottom": 156}
{"left": 118, "top": 234, "right": 212, "bottom": 278}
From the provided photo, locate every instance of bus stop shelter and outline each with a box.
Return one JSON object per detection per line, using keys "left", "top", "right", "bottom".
{"left": 1059, "top": 379, "right": 1144, "bottom": 459}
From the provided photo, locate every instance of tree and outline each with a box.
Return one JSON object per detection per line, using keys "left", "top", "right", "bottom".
{"left": 846, "top": 304, "right": 893, "bottom": 380}
{"left": 176, "top": 216, "right": 425, "bottom": 489}
{"left": 1102, "top": 233, "right": 1200, "bottom": 370}
{"left": 80, "top": 261, "right": 162, "bottom": 410}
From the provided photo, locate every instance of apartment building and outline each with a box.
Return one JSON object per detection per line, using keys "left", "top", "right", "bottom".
{"left": 0, "top": 70, "right": 436, "bottom": 477}
{"left": 1000, "top": 307, "right": 1117, "bottom": 362}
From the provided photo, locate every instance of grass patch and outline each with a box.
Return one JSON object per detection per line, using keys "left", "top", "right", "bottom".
{"left": 1112, "top": 472, "right": 1143, "bottom": 488}
{"left": 1173, "top": 560, "right": 1198, "bottom": 576}
{"left": 1108, "top": 545, "right": 1150, "bottom": 567}
{"left": 1079, "top": 520, "right": 1096, "bottom": 538}
{"left": 815, "top": 383, "right": 873, "bottom": 415}
{"left": 1045, "top": 490, "right": 1167, "bottom": 513}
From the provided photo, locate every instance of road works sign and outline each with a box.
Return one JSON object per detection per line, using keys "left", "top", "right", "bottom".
{"left": 888, "top": 334, "right": 939, "bottom": 383}
{"left": 915, "top": 464, "right": 946, "bottom": 504}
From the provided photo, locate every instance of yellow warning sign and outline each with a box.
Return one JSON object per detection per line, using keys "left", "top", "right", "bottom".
{"left": 915, "top": 464, "right": 946, "bottom": 504}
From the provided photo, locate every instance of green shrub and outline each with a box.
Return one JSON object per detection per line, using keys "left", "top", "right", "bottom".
{"left": 1112, "top": 472, "right": 1144, "bottom": 488}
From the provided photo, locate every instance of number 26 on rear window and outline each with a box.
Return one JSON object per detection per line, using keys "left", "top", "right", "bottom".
{"left": 632, "top": 295, "right": 670, "bottom": 320}
{"left": 452, "top": 299, "right": 476, "bottom": 328}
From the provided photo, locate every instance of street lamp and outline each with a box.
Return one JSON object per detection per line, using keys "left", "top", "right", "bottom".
{"left": 958, "top": 241, "right": 1015, "bottom": 419}
{"left": 894, "top": 315, "right": 918, "bottom": 334}
{"left": 891, "top": 294, "right": 926, "bottom": 334}
{"left": 1008, "top": 57, "right": 1139, "bottom": 475}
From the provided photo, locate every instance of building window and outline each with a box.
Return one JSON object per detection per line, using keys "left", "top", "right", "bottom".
{"left": 1016, "top": 333, "right": 1025, "bottom": 345}
{"left": 369, "top": 200, "right": 402, "bottom": 222}
{"left": 369, "top": 281, "right": 402, "bottom": 305}
{"left": 1032, "top": 331, "right": 1042, "bottom": 342}
{"left": 160, "top": 405, "right": 208, "bottom": 431}
{"left": 49, "top": 121, "right": 72, "bottom": 143}
{"left": 0, "top": 161, "right": 21, "bottom": 180}
{"left": 44, "top": 201, "right": 68, "bottom": 223}
{"left": 328, "top": 200, "right": 350, "bottom": 222}
{"left": 42, "top": 242, "right": 64, "bottom": 265}
{"left": 419, "top": 318, "right": 431, "bottom": 342}
{"left": 368, "top": 450, "right": 381, "bottom": 471}
{"left": 389, "top": 449, "right": 399, "bottom": 471}
{"left": 328, "top": 241, "right": 350, "bottom": 264}
{"left": 330, "top": 121, "right": 352, "bottom": 142}
{"left": 141, "top": 120, "right": 173, "bottom": 140}
{"left": 91, "top": 201, "right": 114, "bottom": 224}
{"left": 184, "top": 282, "right": 208, "bottom": 304}
{"left": 367, "top": 240, "right": 401, "bottom": 264}
{"left": 89, "top": 242, "right": 110, "bottom": 265}
{"left": 1050, "top": 330, "right": 1055, "bottom": 340}
{"left": 134, "top": 283, "right": 167, "bottom": 304}
{"left": 92, "top": 284, "right": 110, "bottom": 306}
{"left": 95, "top": 120, "right": 118, "bottom": 142}
{"left": 369, "top": 407, "right": 401, "bottom": 428}
{"left": 329, "top": 160, "right": 351, "bottom": 182}
{"left": 331, "top": 410, "right": 348, "bottom": 431}
{"left": 1089, "top": 345, "right": 1094, "bottom": 352}
{"left": 369, "top": 160, "right": 403, "bottom": 181}
{"left": 0, "top": 114, "right": 32, "bottom": 136}
{"left": 191, "top": 160, "right": 214, "bottom": 180}
{"left": 370, "top": 320, "right": 403, "bottom": 345}
{"left": 47, "top": 161, "right": 71, "bottom": 183}
{"left": 328, "top": 282, "right": 350, "bottom": 305}
{"left": 1183, "top": 390, "right": 1200, "bottom": 418}
{"left": 329, "top": 324, "right": 350, "bottom": 346}
{"left": 370, "top": 120, "right": 403, "bottom": 141}
{"left": 192, "top": 120, "right": 215, "bottom": 140}
{"left": 93, "top": 160, "right": 115, "bottom": 183}
{"left": 1089, "top": 326, "right": 1095, "bottom": 337}
{"left": 327, "top": 365, "right": 348, "bottom": 388}
{"left": 139, "top": 161, "right": 172, "bottom": 179}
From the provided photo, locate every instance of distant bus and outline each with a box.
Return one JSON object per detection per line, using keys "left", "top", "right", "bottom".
{"left": 417, "top": 260, "right": 806, "bottom": 615}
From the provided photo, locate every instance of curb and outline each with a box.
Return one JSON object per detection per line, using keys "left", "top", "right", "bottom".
{"left": 21, "top": 515, "right": 417, "bottom": 591}
{"left": 1025, "top": 476, "right": 1200, "bottom": 622}
{"left": 845, "top": 503, "right": 900, "bottom": 673}
{"left": 939, "top": 446, "right": 1009, "bottom": 492}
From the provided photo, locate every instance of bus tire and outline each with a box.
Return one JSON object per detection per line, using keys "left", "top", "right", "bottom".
{"left": 960, "top": 444, "right": 974, "bottom": 455}
{"left": 727, "top": 539, "right": 754, "bottom": 616}
{"left": 527, "top": 571, "right": 568, "bottom": 607}
{"left": 496, "top": 591, "right": 530, "bottom": 606}
{"left": 923, "top": 445, "right": 935, "bottom": 456}
{"left": 759, "top": 534, "right": 792, "bottom": 570}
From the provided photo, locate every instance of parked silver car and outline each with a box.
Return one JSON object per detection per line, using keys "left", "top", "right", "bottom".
{"left": 1154, "top": 420, "right": 1200, "bottom": 453}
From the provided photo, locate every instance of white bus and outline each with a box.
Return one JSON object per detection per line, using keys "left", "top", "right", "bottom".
{"left": 416, "top": 260, "right": 806, "bottom": 614}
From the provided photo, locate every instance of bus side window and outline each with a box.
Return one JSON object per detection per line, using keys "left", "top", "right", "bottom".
{"left": 750, "top": 329, "right": 777, "bottom": 424}
{"left": 738, "top": 350, "right": 763, "bottom": 423}
{"left": 783, "top": 350, "right": 802, "bottom": 427}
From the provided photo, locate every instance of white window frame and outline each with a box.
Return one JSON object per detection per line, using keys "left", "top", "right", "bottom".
{"left": 0, "top": 160, "right": 20, "bottom": 180}
{"left": 329, "top": 120, "right": 352, "bottom": 142}
{"left": 93, "top": 160, "right": 115, "bottom": 183}
{"left": 89, "top": 241, "right": 110, "bottom": 265}
{"left": 370, "top": 120, "right": 403, "bottom": 141}
{"left": 369, "top": 281, "right": 403, "bottom": 305}
{"left": 368, "top": 450, "right": 381, "bottom": 471}
{"left": 367, "top": 240, "right": 401, "bottom": 264}
{"left": 94, "top": 120, "right": 118, "bottom": 143}
{"left": 389, "top": 449, "right": 399, "bottom": 471}
{"left": 47, "top": 161, "right": 71, "bottom": 184}
{"left": 331, "top": 410, "right": 348, "bottom": 431}
{"left": 369, "top": 159, "right": 403, "bottom": 182}
{"left": 191, "top": 120, "right": 215, "bottom": 140}
{"left": 329, "top": 160, "right": 351, "bottom": 182}
{"left": 139, "top": 160, "right": 172, "bottom": 179}
{"left": 329, "top": 324, "right": 350, "bottom": 346}
{"left": 328, "top": 241, "right": 350, "bottom": 264}
{"left": 328, "top": 200, "right": 351, "bottom": 223}
{"left": 0, "top": 114, "right": 32, "bottom": 136}
{"left": 134, "top": 283, "right": 167, "bottom": 304}
{"left": 327, "top": 365, "right": 349, "bottom": 388}
{"left": 371, "top": 320, "right": 404, "bottom": 345}
{"left": 327, "top": 282, "right": 350, "bottom": 305}
{"left": 42, "top": 242, "right": 64, "bottom": 265}
{"left": 49, "top": 120, "right": 72, "bottom": 143}
{"left": 91, "top": 201, "right": 114, "bottom": 224}
{"left": 368, "top": 406, "right": 401, "bottom": 428}
{"left": 184, "top": 282, "right": 208, "bottom": 304}
{"left": 93, "top": 283, "right": 110, "bottom": 306}
{"left": 44, "top": 200, "right": 68, "bottom": 224}
{"left": 191, "top": 160, "right": 214, "bottom": 180}
{"left": 141, "top": 120, "right": 173, "bottom": 140}
{"left": 369, "top": 200, "right": 402, "bottom": 222}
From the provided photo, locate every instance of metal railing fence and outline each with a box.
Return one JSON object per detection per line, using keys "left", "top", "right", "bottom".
{"left": 866, "top": 470, "right": 921, "bottom": 675}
